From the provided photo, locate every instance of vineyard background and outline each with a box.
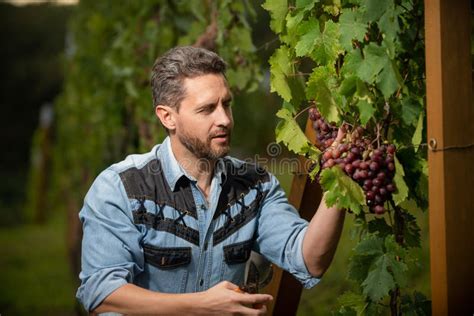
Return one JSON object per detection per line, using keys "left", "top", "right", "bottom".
{"left": 0, "top": 0, "right": 457, "bottom": 315}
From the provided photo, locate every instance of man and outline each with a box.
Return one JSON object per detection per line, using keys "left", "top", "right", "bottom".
{"left": 77, "top": 46, "right": 345, "bottom": 315}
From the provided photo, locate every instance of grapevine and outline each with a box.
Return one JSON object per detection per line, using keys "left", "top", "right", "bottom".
{"left": 264, "top": 0, "right": 429, "bottom": 314}
{"left": 311, "top": 107, "right": 397, "bottom": 215}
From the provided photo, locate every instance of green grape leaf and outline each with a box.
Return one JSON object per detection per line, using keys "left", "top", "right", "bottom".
{"left": 357, "top": 43, "right": 387, "bottom": 83}
{"left": 305, "top": 143, "right": 322, "bottom": 180}
{"left": 378, "top": 1, "right": 401, "bottom": 41}
{"left": 399, "top": 199, "right": 422, "bottom": 214}
{"left": 337, "top": 292, "right": 368, "bottom": 316}
{"left": 348, "top": 255, "right": 375, "bottom": 282}
{"left": 286, "top": 9, "right": 306, "bottom": 32}
{"left": 296, "top": 19, "right": 342, "bottom": 65}
{"left": 400, "top": 97, "right": 422, "bottom": 126}
{"left": 412, "top": 111, "right": 424, "bottom": 152}
{"left": 411, "top": 291, "right": 432, "bottom": 315}
{"left": 401, "top": 210, "right": 421, "bottom": 248}
{"left": 354, "top": 234, "right": 384, "bottom": 256}
{"left": 306, "top": 66, "right": 340, "bottom": 123}
{"left": 281, "top": 101, "right": 297, "bottom": 114}
{"left": 275, "top": 108, "right": 310, "bottom": 154}
{"left": 367, "top": 217, "right": 393, "bottom": 239}
{"left": 339, "top": 75, "right": 357, "bottom": 97}
{"left": 357, "top": 42, "right": 402, "bottom": 99}
{"left": 384, "top": 235, "right": 407, "bottom": 258}
{"left": 356, "top": 42, "right": 401, "bottom": 99}
{"left": 362, "top": 0, "right": 390, "bottom": 22}
{"left": 303, "top": 142, "right": 322, "bottom": 162}
{"left": 376, "top": 59, "right": 401, "bottom": 99}
{"left": 339, "top": 9, "right": 367, "bottom": 51}
{"left": 269, "top": 46, "right": 293, "bottom": 101}
{"left": 308, "top": 165, "right": 320, "bottom": 181}
{"left": 262, "top": 0, "right": 288, "bottom": 34}
{"left": 287, "top": 75, "right": 307, "bottom": 109}
{"left": 401, "top": 291, "right": 432, "bottom": 316}
{"left": 296, "top": 0, "right": 317, "bottom": 11}
{"left": 343, "top": 49, "right": 363, "bottom": 75}
{"left": 320, "top": 166, "right": 365, "bottom": 214}
{"left": 312, "top": 20, "right": 343, "bottom": 65}
{"left": 295, "top": 19, "right": 319, "bottom": 57}
{"left": 356, "top": 99, "right": 376, "bottom": 126}
{"left": 384, "top": 236, "right": 408, "bottom": 287}
{"left": 392, "top": 155, "right": 408, "bottom": 205}
{"left": 350, "top": 214, "right": 368, "bottom": 241}
{"left": 362, "top": 254, "right": 396, "bottom": 302}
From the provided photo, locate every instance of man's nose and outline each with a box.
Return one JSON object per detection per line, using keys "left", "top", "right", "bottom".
{"left": 215, "top": 104, "right": 233, "bottom": 127}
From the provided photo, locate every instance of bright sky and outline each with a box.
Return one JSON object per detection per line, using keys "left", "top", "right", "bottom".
{"left": 4, "top": 0, "right": 78, "bottom": 5}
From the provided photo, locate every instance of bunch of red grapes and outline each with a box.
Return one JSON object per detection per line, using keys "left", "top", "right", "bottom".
{"left": 309, "top": 108, "right": 397, "bottom": 215}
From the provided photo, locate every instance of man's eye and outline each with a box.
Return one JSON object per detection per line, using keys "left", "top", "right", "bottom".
{"left": 199, "top": 106, "right": 213, "bottom": 113}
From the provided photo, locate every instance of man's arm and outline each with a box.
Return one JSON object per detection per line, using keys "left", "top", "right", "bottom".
{"left": 302, "top": 193, "right": 345, "bottom": 278}
{"left": 92, "top": 281, "right": 272, "bottom": 315}
{"left": 302, "top": 126, "right": 347, "bottom": 277}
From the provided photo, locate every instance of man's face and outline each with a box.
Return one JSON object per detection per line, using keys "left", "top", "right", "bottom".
{"left": 174, "top": 73, "right": 233, "bottom": 161}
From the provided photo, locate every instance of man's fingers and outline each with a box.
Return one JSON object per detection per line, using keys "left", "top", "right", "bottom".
{"left": 255, "top": 303, "right": 268, "bottom": 315}
{"left": 219, "top": 280, "right": 239, "bottom": 290}
{"left": 237, "top": 293, "right": 273, "bottom": 304}
{"left": 334, "top": 126, "right": 346, "bottom": 144}
{"left": 238, "top": 303, "right": 268, "bottom": 315}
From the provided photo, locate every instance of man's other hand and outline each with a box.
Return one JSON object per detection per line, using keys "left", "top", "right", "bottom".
{"left": 194, "top": 281, "right": 273, "bottom": 315}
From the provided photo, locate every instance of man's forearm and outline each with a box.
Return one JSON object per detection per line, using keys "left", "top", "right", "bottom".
{"left": 302, "top": 193, "right": 346, "bottom": 277}
{"left": 92, "top": 281, "right": 273, "bottom": 315}
{"left": 93, "top": 283, "right": 196, "bottom": 315}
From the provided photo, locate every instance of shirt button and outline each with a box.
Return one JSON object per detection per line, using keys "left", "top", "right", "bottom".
{"left": 200, "top": 204, "right": 206, "bottom": 210}
{"left": 199, "top": 279, "right": 204, "bottom": 286}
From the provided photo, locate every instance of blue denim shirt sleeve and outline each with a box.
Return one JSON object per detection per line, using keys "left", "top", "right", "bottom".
{"left": 254, "top": 173, "right": 320, "bottom": 289}
{"left": 76, "top": 169, "right": 144, "bottom": 311}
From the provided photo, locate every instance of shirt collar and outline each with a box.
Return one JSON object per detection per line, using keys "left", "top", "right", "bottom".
{"left": 156, "top": 136, "right": 228, "bottom": 191}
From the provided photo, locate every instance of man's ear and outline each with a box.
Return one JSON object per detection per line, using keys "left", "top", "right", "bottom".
{"left": 155, "top": 105, "right": 177, "bottom": 131}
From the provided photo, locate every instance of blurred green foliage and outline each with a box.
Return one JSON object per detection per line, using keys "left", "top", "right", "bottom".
{"left": 0, "top": 2, "right": 73, "bottom": 226}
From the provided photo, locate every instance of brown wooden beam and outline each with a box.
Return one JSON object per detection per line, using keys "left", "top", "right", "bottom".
{"left": 425, "top": 0, "right": 474, "bottom": 314}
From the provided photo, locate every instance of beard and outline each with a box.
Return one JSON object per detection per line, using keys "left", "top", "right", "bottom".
{"left": 178, "top": 128, "right": 231, "bottom": 161}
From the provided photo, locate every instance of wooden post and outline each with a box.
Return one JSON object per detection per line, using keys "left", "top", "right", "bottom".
{"left": 425, "top": 0, "right": 474, "bottom": 315}
{"left": 264, "top": 119, "right": 322, "bottom": 315}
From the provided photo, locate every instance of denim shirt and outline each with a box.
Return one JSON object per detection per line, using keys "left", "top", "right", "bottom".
{"left": 76, "top": 136, "right": 320, "bottom": 311}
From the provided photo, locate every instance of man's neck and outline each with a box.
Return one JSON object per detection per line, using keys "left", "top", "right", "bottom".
{"left": 169, "top": 137, "right": 215, "bottom": 199}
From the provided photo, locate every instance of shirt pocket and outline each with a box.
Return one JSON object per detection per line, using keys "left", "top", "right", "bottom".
{"left": 220, "top": 239, "right": 253, "bottom": 284}
{"left": 223, "top": 239, "right": 253, "bottom": 264}
{"left": 142, "top": 244, "right": 192, "bottom": 293}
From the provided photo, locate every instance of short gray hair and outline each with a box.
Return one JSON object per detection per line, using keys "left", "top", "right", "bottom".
{"left": 151, "top": 46, "right": 227, "bottom": 110}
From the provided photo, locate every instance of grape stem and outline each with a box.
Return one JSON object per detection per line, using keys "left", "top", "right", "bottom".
{"left": 389, "top": 199, "right": 405, "bottom": 316}
{"left": 386, "top": 203, "right": 394, "bottom": 228}
{"left": 294, "top": 104, "right": 314, "bottom": 121}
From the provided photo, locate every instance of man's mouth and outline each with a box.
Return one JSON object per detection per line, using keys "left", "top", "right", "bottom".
{"left": 211, "top": 132, "right": 230, "bottom": 141}
{"left": 213, "top": 133, "right": 227, "bottom": 138}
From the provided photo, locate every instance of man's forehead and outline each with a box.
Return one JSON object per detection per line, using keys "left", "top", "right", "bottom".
{"left": 182, "top": 74, "right": 231, "bottom": 102}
